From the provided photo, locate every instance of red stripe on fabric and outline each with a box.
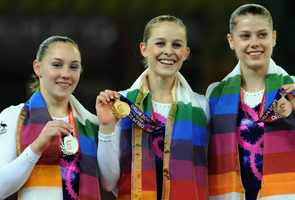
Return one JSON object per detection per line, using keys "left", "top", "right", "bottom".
{"left": 263, "top": 151, "right": 295, "bottom": 175}
{"left": 170, "top": 180, "right": 208, "bottom": 199}
{"left": 79, "top": 174, "right": 100, "bottom": 199}
{"left": 209, "top": 152, "right": 236, "bottom": 175}
{"left": 264, "top": 130, "right": 295, "bottom": 154}
{"left": 79, "top": 194, "right": 100, "bottom": 200}
{"left": 19, "top": 123, "right": 46, "bottom": 145}
{"left": 141, "top": 170, "right": 157, "bottom": 191}
{"left": 118, "top": 174, "right": 131, "bottom": 196}
{"left": 209, "top": 132, "right": 236, "bottom": 155}
{"left": 168, "top": 160, "right": 207, "bottom": 186}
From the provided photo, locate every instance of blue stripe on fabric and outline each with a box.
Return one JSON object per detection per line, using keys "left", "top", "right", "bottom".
{"left": 29, "top": 92, "right": 47, "bottom": 108}
{"left": 172, "top": 120, "right": 207, "bottom": 146}
{"left": 265, "top": 90, "right": 278, "bottom": 111}
{"left": 211, "top": 93, "right": 239, "bottom": 115}
{"left": 78, "top": 134, "right": 97, "bottom": 157}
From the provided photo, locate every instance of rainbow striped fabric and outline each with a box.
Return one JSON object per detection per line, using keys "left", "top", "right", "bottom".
{"left": 16, "top": 89, "right": 101, "bottom": 200}
{"left": 208, "top": 59, "right": 295, "bottom": 199}
{"left": 116, "top": 69, "right": 209, "bottom": 200}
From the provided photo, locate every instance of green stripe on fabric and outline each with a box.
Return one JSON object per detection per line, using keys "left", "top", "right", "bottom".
{"left": 75, "top": 118, "right": 99, "bottom": 144}
{"left": 127, "top": 89, "right": 152, "bottom": 112}
{"left": 210, "top": 75, "right": 241, "bottom": 97}
{"left": 174, "top": 102, "right": 207, "bottom": 127}
{"left": 265, "top": 74, "right": 294, "bottom": 92}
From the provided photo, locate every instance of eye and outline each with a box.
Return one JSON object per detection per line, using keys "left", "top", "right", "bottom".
{"left": 70, "top": 65, "right": 80, "bottom": 70}
{"left": 156, "top": 42, "right": 165, "bottom": 46}
{"left": 259, "top": 33, "right": 267, "bottom": 38}
{"left": 52, "top": 62, "right": 62, "bottom": 67}
{"left": 241, "top": 34, "right": 250, "bottom": 39}
{"left": 173, "top": 43, "right": 182, "bottom": 48}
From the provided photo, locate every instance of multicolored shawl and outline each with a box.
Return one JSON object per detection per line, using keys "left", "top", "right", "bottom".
{"left": 117, "top": 69, "right": 209, "bottom": 200}
{"left": 208, "top": 59, "right": 295, "bottom": 200}
{"left": 15, "top": 89, "right": 101, "bottom": 200}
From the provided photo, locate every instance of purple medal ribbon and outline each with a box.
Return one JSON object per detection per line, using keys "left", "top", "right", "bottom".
{"left": 119, "top": 95, "right": 165, "bottom": 133}
{"left": 257, "top": 88, "right": 290, "bottom": 123}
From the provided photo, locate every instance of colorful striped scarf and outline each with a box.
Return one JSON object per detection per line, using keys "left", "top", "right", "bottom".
{"left": 116, "top": 69, "right": 209, "bottom": 200}
{"left": 208, "top": 59, "right": 295, "bottom": 199}
{"left": 15, "top": 89, "right": 101, "bottom": 200}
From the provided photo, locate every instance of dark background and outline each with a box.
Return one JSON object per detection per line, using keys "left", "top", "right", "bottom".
{"left": 2, "top": 0, "right": 295, "bottom": 199}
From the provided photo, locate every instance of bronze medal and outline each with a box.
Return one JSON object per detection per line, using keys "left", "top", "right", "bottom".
{"left": 60, "top": 134, "right": 79, "bottom": 155}
{"left": 112, "top": 99, "right": 131, "bottom": 118}
{"left": 273, "top": 92, "right": 292, "bottom": 118}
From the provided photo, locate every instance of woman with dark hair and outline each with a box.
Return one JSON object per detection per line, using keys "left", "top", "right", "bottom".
{"left": 0, "top": 36, "right": 101, "bottom": 200}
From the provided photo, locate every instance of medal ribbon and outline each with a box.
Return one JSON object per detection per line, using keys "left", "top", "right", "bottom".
{"left": 240, "top": 88, "right": 288, "bottom": 123}
{"left": 119, "top": 94, "right": 165, "bottom": 133}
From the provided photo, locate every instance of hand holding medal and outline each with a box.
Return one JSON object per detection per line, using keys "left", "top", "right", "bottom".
{"left": 112, "top": 96, "right": 131, "bottom": 119}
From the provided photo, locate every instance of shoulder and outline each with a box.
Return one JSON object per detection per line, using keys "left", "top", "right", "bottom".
{"left": 0, "top": 103, "right": 24, "bottom": 117}
{"left": 205, "top": 82, "right": 220, "bottom": 100}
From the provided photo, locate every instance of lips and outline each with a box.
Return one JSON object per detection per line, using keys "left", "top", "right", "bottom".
{"left": 57, "top": 82, "right": 71, "bottom": 87}
{"left": 159, "top": 59, "right": 175, "bottom": 65}
{"left": 247, "top": 51, "right": 263, "bottom": 56}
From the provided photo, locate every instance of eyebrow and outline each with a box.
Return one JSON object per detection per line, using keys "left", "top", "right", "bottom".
{"left": 51, "top": 58, "right": 81, "bottom": 63}
{"left": 153, "top": 38, "right": 185, "bottom": 43}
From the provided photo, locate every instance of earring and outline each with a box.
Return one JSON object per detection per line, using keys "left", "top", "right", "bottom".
{"left": 39, "top": 75, "right": 42, "bottom": 78}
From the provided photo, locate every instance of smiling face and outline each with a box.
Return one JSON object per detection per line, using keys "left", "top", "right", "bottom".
{"left": 227, "top": 14, "right": 276, "bottom": 72}
{"left": 33, "top": 42, "right": 81, "bottom": 102}
{"left": 140, "top": 21, "right": 190, "bottom": 79}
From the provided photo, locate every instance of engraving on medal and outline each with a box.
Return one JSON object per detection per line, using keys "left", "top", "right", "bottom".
{"left": 112, "top": 99, "right": 131, "bottom": 118}
{"left": 273, "top": 92, "right": 292, "bottom": 118}
{"left": 60, "top": 134, "right": 79, "bottom": 155}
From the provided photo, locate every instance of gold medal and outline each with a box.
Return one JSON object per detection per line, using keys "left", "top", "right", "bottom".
{"left": 60, "top": 134, "right": 79, "bottom": 155}
{"left": 112, "top": 99, "right": 130, "bottom": 118}
{"left": 273, "top": 92, "right": 292, "bottom": 118}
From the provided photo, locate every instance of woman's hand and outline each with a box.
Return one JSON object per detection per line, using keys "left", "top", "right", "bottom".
{"left": 281, "top": 84, "right": 295, "bottom": 110}
{"left": 96, "top": 90, "right": 120, "bottom": 135}
{"left": 30, "top": 120, "right": 73, "bottom": 156}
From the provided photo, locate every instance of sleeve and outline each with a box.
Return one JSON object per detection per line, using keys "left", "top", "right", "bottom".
{"left": 97, "top": 120, "right": 121, "bottom": 194}
{"left": 97, "top": 90, "right": 128, "bottom": 194}
{"left": 0, "top": 105, "right": 41, "bottom": 199}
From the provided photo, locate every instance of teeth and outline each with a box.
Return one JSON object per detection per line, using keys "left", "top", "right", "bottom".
{"left": 160, "top": 60, "right": 174, "bottom": 65}
{"left": 57, "top": 83, "right": 70, "bottom": 86}
{"left": 249, "top": 52, "right": 262, "bottom": 55}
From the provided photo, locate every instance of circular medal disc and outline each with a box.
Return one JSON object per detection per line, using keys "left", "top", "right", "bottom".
{"left": 60, "top": 135, "right": 79, "bottom": 155}
{"left": 273, "top": 94, "right": 292, "bottom": 118}
{"left": 112, "top": 99, "right": 130, "bottom": 118}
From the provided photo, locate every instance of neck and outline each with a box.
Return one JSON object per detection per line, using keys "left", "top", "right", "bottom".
{"left": 41, "top": 93, "right": 70, "bottom": 118}
{"left": 147, "top": 73, "right": 175, "bottom": 104}
{"left": 241, "top": 65, "right": 266, "bottom": 93}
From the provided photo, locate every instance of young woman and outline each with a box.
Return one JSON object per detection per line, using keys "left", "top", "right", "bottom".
{"left": 206, "top": 4, "right": 295, "bottom": 200}
{"left": 96, "top": 15, "right": 210, "bottom": 199}
{"left": 0, "top": 36, "right": 101, "bottom": 200}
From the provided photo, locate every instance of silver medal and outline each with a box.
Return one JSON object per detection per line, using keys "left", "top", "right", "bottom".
{"left": 60, "top": 134, "right": 79, "bottom": 155}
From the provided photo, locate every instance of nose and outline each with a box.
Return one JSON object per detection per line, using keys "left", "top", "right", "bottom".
{"left": 164, "top": 45, "right": 174, "bottom": 56}
{"left": 250, "top": 36, "right": 260, "bottom": 48}
{"left": 61, "top": 67, "right": 71, "bottom": 79}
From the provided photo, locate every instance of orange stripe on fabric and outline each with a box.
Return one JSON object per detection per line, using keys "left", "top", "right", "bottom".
{"left": 170, "top": 180, "right": 208, "bottom": 199}
{"left": 22, "top": 165, "right": 62, "bottom": 188}
{"left": 208, "top": 171, "right": 244, "bottom": 196}
{"left": 263, "top": 151, "right": 295, "bottom": 175}
{"left": 260, "top": 172, "right": 295, "bottom": 197}
{"left": 208, "top": 152, "right": 236, "bottom": 175}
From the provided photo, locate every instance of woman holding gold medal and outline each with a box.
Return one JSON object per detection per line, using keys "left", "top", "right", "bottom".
{"left": 96, "top": 15, "right": 210, "bottom": 199}
{"left": 0, "top": 36, "right": 102, "bottom": 200}
{"left": 206, "top": 4, "right": 295, "bottom": 200}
